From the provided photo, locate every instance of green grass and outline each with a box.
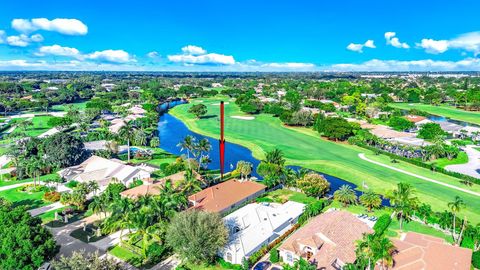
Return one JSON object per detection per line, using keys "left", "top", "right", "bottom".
{"left": 428, "top": 151, "right": 468, "bottom": 168}
{"left": 108, "top": 245, "right": 144, "bottom": 268}
{"left": 170, "top": 97, "right": 480, "bottom": 223}
{"left": 387, "top": 219, "right": 453, "bottom": 243}
{"left": 120, "top": 147, "right": 178, "bottom": 167}
{"left": 0, "top": 187, "right": 47, "bottom": 209}
{"left": 38, "top": 206, "right": 66, "bottom": 223}
{"left": 260, "top": 189, "right": 318, "bottom": 204}
{"left": 51, "top": 101, "right": 88, "bottom": 112}
{"left": 11, "top": 115, "right": 56, "bottom": 137}
{"left": 389, "top": 103, "right": 480, "bottom": 125}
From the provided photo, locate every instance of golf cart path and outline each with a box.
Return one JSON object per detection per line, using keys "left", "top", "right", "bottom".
{"left": 358, "top": 153, "right": 480, "bottom": 197}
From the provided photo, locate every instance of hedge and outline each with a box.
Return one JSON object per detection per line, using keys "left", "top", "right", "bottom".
{"left": 472, "top": 251, "right": 480, "bottom": 269}
{"left": 269, "top": 248, "right": 279, "bottom": 263}
{"left": 350, "top": 141, "right": 480, "bottom": 185}
{"left": 373, "top": 214, "right": 391, "bottom": 235}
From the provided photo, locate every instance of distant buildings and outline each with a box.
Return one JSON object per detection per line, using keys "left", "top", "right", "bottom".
{"left": 220, "top": 201, "right": 305, "bottom": 264}
{"left": 58, "top": 155, "right": 151, "bottom": 188}
{"left": 386, "top": 232, "right": 472, "bottom": 270}
{"left": 188, "top": 179, "right": 266, "bottom": 213}
{"left": 278, "top": 210, "right": 373, "bottom": 269}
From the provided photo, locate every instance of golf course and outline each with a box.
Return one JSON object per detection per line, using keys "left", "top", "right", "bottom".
{"left": 170, "top": 97, "right": 480, "bottom": 222}
{"left": 389, "top": 102, "right": 480, "bottom": 125}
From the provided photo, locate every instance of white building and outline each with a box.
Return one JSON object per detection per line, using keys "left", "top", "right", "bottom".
{"left": 220, "top": 201, "right": 305, "bottom": 264}
{"left": 58, "top": 155, "right": 151, "bottom": 188}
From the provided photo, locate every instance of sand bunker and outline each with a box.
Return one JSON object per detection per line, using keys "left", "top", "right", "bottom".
{"left": 231, "top": 115, "right": 255, "bottom": 120}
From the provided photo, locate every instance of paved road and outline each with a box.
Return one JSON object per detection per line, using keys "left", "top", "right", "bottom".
{"left": 0, "top": 181, "right": 33, "bottom": 191}
{"left": 359, "top": 153, "right": 480, "bottom": 197}
{"left": 0, "top": 155, "right": 11, "bottom": 168}
{"left": 29, "top": 201, "right": 63, "bottom": 216}
{"left": 446, "top": 145, "right": 480, "bottom": 179}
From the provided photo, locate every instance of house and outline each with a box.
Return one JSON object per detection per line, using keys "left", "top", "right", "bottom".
{"left": 58, "top": 155, "right": 151, "bottom": 188}
{"left": 384, "top": 232, "right": 472, "bottom": 270}
{"left": 436, "top": 121, "right": 464, "bottom": 134}
{"left": 278, "top": 210, "right": 373, "bottom": 269}
{"left": 404, "top": 115, "right": 431, "bottom": 126}
{"left": 120, "top": 171, "right": 202, "bottom": 199}
{"left": 188, "top": 180, "right": 266, "bottom": 213}
{"left": 220, "top": 201, "right": 305, "bottom": 264}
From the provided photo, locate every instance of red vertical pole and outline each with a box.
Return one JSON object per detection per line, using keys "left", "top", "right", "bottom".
{"left": 219, "top": 101, "right": 225, "bottom": 180}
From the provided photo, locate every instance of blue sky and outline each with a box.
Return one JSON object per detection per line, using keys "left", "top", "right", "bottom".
{"left": 1, "top": 0, "right": 480, "bottom": 71}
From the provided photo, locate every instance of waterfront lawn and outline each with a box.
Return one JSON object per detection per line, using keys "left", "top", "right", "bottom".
{"left": 389, "top": 103, "right": 480, "bottom": 125}
{"left": 327, "top": 200, "right": 392, "bottom": 218}
{"left": 120, "top": 147, "right": 178, "bottom": 167}
{"left": 0, "top": 187, "right": 47, "bottom": 209}
{"left": 170, "top": 97, "right": 480, "bottom": 223}
{"left": 258, "top": 189, "right": 318, "bottom": 205}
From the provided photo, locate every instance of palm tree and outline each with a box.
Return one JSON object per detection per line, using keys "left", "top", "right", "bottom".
{"left": 360, "top": 191, "right": 382, "bottom": 212}
{"left": 88, "top": 181, "right": 100, "bottom": 196}
{"left": 150, "top": 137, "right": 160, "bottom": 148}
{"left": 179, "top": 170, "right": 202, "bottom": 195}
{"left": 134, "top": 128, "right": 147, "bottom": 146}
{"left": 264, "top": 148, "right": 285, "bottom": 166}
{"left": 388, "top": 182, "right": 419, "bottom": 230}
{"left": 197, "top": 138, "right": 211, "bottom": 170}
{"left": 355, "top": 233, "right": 377, "bottom": 269}
{"left": 119, "top": 120, "right": 136, "bottom": 163}
{"left": 376, "top": 236, "right": 396, "bottom": 270}
{"left": 89, "top": 197, "right": 106, "bottom": 219}
{"left": 448, "top": 196, "right": 466, "bottom": 243}
{"left": 177, "top": 135, "right": 195, "bottom": 165}
{"left": 334, "top": 185, "right": 357, "bottom": 207}
{"left": 156, "top": 180, "right": 187, "bottom": 218}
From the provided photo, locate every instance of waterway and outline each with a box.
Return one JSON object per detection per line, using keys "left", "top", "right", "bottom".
{"left": 157, "top": 101, "right": 389, "bottom": 204}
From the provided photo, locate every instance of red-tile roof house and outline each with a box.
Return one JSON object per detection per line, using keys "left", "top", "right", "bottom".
{"left": 279, "top": 210, "right": 373, "bottom": 270}
{"left": 385, "top": 232, "right": 472, "bottom": 270}
{"left": 188, "top": 180, "right": 266, "bottom": 213}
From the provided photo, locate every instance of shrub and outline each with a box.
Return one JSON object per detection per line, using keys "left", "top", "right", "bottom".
{"left": 373, "top": 214, "right": 391, "bottom": 235}
{"left": 472, "top": 251, "right": 480, "bottom": 269}
{"left": 43, "top": 191, "right": 61, "bottom": 202}
{"left": 218, "top": 258, "right": 242, "bottom": 270}
{"left": 66, "top": 181, "right": 79, "bottom": 189}
{"left": 460, "top": 236, "right": 474, "bottom": 249}
{"left": 269, "top": 248, "right": 279, "bottom": 263}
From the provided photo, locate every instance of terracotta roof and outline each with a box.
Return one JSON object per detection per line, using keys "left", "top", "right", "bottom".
{"left": 384, "top": 232, "right": 472, "bottom": 270}
{"left": 279, "top": 210, "right": 373, "bottom": 269}
{"left": 120, "top": 171, "right": 201, "bottom": 198}
{"left": 404, "top": 115, "right": 427, "bottom": 123}
{"left": 188, "top": 180, "right": 266, "bottom": 213}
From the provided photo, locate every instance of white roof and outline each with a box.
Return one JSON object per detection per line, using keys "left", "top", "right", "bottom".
{"left": 222, "top": 201, "right": 305, "bottom": 257}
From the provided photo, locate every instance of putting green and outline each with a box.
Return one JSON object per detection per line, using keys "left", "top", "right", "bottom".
{"left": 171, "top": 97, "right": 480, "bottom": 223}
{"left": 389, "top": 103, "right": 480, "bottom": 125}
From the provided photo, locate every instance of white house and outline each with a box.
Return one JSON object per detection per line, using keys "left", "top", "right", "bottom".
{"left": 220, "top": 201, "right": 305, "bottom": 264}
{"left": 58, "top": 155, "right": 151, "bottom": 188}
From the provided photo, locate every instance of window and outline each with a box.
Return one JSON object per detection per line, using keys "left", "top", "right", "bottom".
{"left": 286, "top": 252, "right": 293, "bottom": 262}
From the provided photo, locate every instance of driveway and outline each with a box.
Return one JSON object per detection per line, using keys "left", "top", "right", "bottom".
{"left": 446, "top": 145, "right": 480, "bottom": 179}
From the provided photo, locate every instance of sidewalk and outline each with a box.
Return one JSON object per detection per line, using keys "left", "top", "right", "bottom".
{"left": 29, "top": 201, "right": 63, "bottom": 216}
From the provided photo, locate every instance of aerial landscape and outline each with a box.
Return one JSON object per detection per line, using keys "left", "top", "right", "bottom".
{"left": 2, "top": 1, "right": 480, "bottom": 270}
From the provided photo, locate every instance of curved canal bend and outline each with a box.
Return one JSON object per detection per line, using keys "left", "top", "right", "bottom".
{"left": 157, "top": 101, "right": 389, "bottom": 204}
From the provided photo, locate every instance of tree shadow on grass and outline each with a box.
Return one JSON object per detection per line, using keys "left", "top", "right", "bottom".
{"left": 12, "top": 198, "right": 44, "bottom": 210}
{"left": 200, "top": 115, "right": 217, "bottom": 119}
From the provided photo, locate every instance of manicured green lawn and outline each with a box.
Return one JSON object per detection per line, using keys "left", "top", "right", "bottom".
{"left": 38, "top": 206, "right": 65, "bottom": 223}
{"left": 389, "top": 103, "right": 480, "bottom": 125}
{"left": 51, "top": 101, "right": 88, "bottom": 112}
{"left": 120, "top": 147, "right": 178, "bottom": 167}
{"left": 108, "top": 245, "right": 144, "bottom": 268}
{"left": 387, "top": 219, "right": 453, "bottom": 243}
{"left": 0, "top": 187, "right": 47, "bottom": 209}
{"left": 170, "top": 97, "right": 480, "bottom": 223}
{"left": 259, "top": 189, "right": 317, "bottom": 204}
{"left": 11, "top": 115, "right": 56, "bottom": 137}
{"left": 428, "top": 151, "right": 468, "bottom": 168}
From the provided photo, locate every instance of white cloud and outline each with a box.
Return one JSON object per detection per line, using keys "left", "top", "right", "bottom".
{"left": 417, "top": 39, "right": 448, "bottom": 54}
{"left": 168, "top": 45, "right": 235, "bottom": 65}
{"left": 11, "top": 18, "right": 88, "bottom": 35}
{"left": 181, "top": 45, "right": 206, "bottom": 55}
{"left": 330, "top": 58, "right": 480, "bottom": 72}
{"left": 347, "top": 40, "right": 376, "bottom": 53}
{"left": 85, "top": 49, "right": 135, "bottom": 63}
{"left": 147, "top": 51, "right": 159, "bottom": 58}
{"left": 36, "top": 44, "right": 81, "bottom": 57}
{"left": 385, "top": 32, "right": 410, "bottom": 49}
{"left": 168, "top": 53, "right": 235, "bottom": 65}
{"left": 6, "top": 34, "right": 44, "bottom": 47}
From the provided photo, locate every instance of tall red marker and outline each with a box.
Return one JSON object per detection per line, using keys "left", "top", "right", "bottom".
{"left": 219, "top": 101, "right": 225, "bottom": 180}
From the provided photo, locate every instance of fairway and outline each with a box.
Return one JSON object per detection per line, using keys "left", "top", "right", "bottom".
{"left": 389, "top": 103, "right": 480, "bottom": 125}
{"left": 171, "top": 98, "right": 480, "bottom": 223}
